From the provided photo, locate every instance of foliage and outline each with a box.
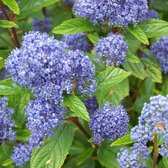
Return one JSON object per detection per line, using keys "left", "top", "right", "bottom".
{"left": 0, "top": 0, "right": 168, "bottom": 168}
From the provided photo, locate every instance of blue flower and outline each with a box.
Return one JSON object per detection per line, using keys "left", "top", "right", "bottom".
{"left": 32, "top": 17, "right": 52, "bottom": 33}
{"left": 62, "top": 33, "right": 90, "bottom": 51}
{"left": 89, "top": 104, "right": 129, "bottom": 144}
{"left": 73, "top": 0, "right": 148, "bottom": 27}
{"left": 151, "top": 36, "right": 168, "bottom": 74}
{"left": 0, "top": 97, "right": 15, "bottom": 142}
{"left": 94, "top": 33, "right": 128, "bottom": 66}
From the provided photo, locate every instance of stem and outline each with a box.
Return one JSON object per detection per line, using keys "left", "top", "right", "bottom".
{"left": 153, "top": 133, "right": 159, "bottom": 168}
{"left": 131, "top": 79, "right": 145, "bottom": 102}
{"left": 0, "top": 35, "right": 15, "bottom": 48}
{"left": 0, "top": 0, "right": 20, "bottom": 48}
{"left": 69, "top": 117, "right": 91, "bottom": 139}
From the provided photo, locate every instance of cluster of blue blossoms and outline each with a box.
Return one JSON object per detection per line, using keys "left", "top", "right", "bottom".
{"left": 62, "top": 33, "right": 89, "bottom": 52}
{"left": 32, "top": 17, "right": 52, "bottom": 33}
{"left": 0, "top": 98, "right": 15, "bottom": 142}
{"left": 73, "top": 0, "right": 148, "bottom": 27}
{"left": 117, "top": 143, "right": 151, "bottom": 168}
{"left": 151, "top": 36, "right": 168, "bottom": 74}
{"left": 118, "top": 95, "right": 168, "bottom": 167}
{"left": 94, "top": 33, "right": 128, "bottom": 66}
{"left": 89, "top": 104, "right": 129, "bottom": 144}
{"left": 6, "top": 31, "right": 96, "bottom": 166}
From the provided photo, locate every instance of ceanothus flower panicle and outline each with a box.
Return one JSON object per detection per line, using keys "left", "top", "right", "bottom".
{"left": 0, "top": 97, "right": 15, "bottom": 142}
{"left": 26, "top": 98, "right": 66, "bottom": 137}
{"left": 73, "top": 0, "right": 148, "bottom": 27}
{"left": 89, "top": 104, "right": 129, "bottom": 144}
{"left": 62, "top": 33, "right": 89, "bottom": 51}
{"left": 32, "top": 17, "right": 52, "bottom": 33}
{"left": 131, "top": 95, "right": 168, "bottom": 144}
{"left": 151, "top": 36, "right": 168, "bottom": 74}
{"left": 6, "top": 31, "right": 96, "bottom": 105}
{"left": 11, "top": 98, "right": 66, "bottom": 166}
{"left": 117, "top": 143, "right": 151, "bottom": 168}
{"left": 94, "top": 33, "right": 128, "bottom": 66}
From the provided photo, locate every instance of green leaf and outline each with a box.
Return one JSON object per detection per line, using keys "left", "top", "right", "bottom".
{"left": 19, "top": 0, "right": 60, "bottom": 18}
{"left": 87, "top": 33, "right": 99, "bottom": 44}
{"left": 163, "top": 157, "right": 168, "bottom": 168}
{"left": 64, "top": 94, "right": 90, "bottom": 121}
{"left": 97, "top": 144, "right": 119, "bottom": 168}
{"left": 142, "top": 58, "right": 162, "bottom": 83}
{"left": 162, "top": 80, "right": 168, "bottom": 96}
{"left": 128, "top": 25, "right": 149, "bottom": 45}
{"left": 76, "top": 148, "right": 94, "bottom": 166}
{"left": 126, "top": 52, "right": 140, "bottom": 63}
{"left": 123, "top": 60, "right": 147, "bottom": 80}
{"left": 2, "top": 0, "right": 20, "bottom": 15}
{"left": 2, "top": 158, "right": 13, "bottom": 167}
{"left": 140, "top": 19, "right": 168, "bottom": 38}
{"left": 110, "top": 134, "right": 135, "bottom": 147}
{"left": 96, "top": 79, "right": 129, "bottom": 106}
{"left": 30, "top": 124, "right": 75, "bottom": 168}
{"left": 52, "top": 18, "right": 96, "bottom": 35}
{"left": 16, "top": 130, "right": 31, "bottom": 142}
{"left": 0, "top": 20, "right": 18, "bottom": 28}
{"left": 96, "top": 67, "right": 131, "bottom": 91}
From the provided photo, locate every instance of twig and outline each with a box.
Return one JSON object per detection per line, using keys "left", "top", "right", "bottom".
{"left": 0, "top": 0, "right": 20, "bottom": 48}
{"left": 131, "top": 79, "right": 145, "bottom": 102}
{"left": 0, "top": 35, "right": 15, "bottom": 48}
{"left": 153, "top": 133, "right": 159, "bottom": 168}
{"left": 69, "top": 117, "right": 91, "bottom": 139}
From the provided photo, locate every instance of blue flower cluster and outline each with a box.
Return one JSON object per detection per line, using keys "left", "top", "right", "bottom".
{"left": 7, "top": 31, "right": 96, "bottom": 166}
{"left": 118, "top": 95, "right": 168, "bottom": 167}
{"left": 151, "top": 36, "right": 168, "bottom": 74}
{"left": 0, "top": 97, "right": 15, "bottom": 142}
{"left": 6, "top": 31, "right": 96, "bottom": 105}
{"left": 32, "top": 17, "right": 52, "bottom": 33}
{"left": 131, "top": 95, "right": 168, "bottom": 143}
{"left": 83, "top": 96, "right": 98, "bottom": 116}
{"left": 94, "top": 33, "right": 128, "bottom": 66}
{"left": 62, "top": 33, "right": 89, "bottom": 52}
{"left": 117, "top": 143, "right": 151, "bottom": 168}
{"left": 89, "top": 104, "right": 129, "bottom": 144}
{"left": 73, "top": 0, "right": 148, "bottom": 27}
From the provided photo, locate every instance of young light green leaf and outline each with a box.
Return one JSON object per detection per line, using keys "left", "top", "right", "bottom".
{"left": 52, "top": 18, "right": 96, "bottom": 35}
{"left": 2, "top": 158, "right": 13, "bottom": 167}
{"left": 142, "top": 58, "right": 162, "bottom": 83}
{"left": 140, "top": 19, "right": 168, "bottom": 38}
{"left": 163, "top": 157, "right": 168, "bottom": 168}
{"left": 2, "top": 0, "right": 20, "bottom": 15}
{"left": 126, "top": 52, "right": 140, "bottom": 63}
{"left": 16, "top": 130, "right": 31, "bottom": 142}
{"left": 128, "top": 25, "right": 149, "bottom": 45}
{"left": 64, "top": 94, "right": 90, "bottom": 121}
{"left": 30, "top": 124, "right": 75, "bottom": 168}
{"left": 96, "top": 67, "right": 131, "bottom": 91}
{"left": 123, "top": 60, "right": 147, "bottom": 80}
{"left": 110, "top": 134, "right": 135, "bottom": 147}
{"left": 96, "top": 79, "right": 129, "bottom": 107}
{"left": 87, "top": 33, "right": 99, "bottom": 44}
{"left": 0, "top": 20, "right": 18, "bottom": 28}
